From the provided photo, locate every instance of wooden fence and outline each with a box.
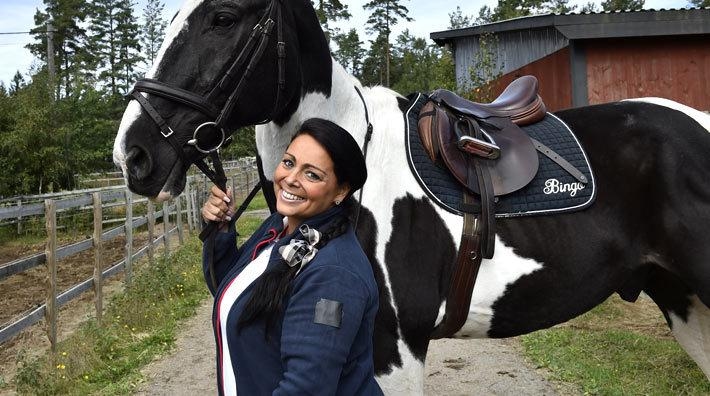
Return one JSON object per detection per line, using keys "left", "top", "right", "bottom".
{"left": 0, "top": 165, "right": 258, "bottom": 350}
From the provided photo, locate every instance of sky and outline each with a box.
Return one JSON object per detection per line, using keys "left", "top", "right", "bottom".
{"left": 0, "top": 0, "right": 692, "bottom": 87}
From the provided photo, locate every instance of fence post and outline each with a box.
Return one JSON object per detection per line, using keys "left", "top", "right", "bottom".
{"left": 192, "top": 189, "right": 200, "bottom": 231}
{"left": 176, "top": 195, "right": 184, "bottom": 244}
{"left": 124, "top": 189, "right": 133, "bottom": 285}
{"left": 185, "top": 178, "right": 194, "bottom": 232}
{"left": 147, "top": 200, "right": 155, "bottom": 264}
{"left": 44, "top": 199, "right": 57, "bottom": 352}
{"left": 163, "top": 202, "right": 171, "bottom": 258}
{"left": 92, "top": 193, "right": 103, "bottom": 325}
{"left": 16, "top": 199, "right": 22, "bottom": 235}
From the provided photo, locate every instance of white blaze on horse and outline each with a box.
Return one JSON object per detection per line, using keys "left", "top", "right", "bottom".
{"left": 113, "top": 0, "right": 710, "bottom": 392}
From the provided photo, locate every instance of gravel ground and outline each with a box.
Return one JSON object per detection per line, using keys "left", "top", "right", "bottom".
{"left": 134, "top": 299, "right": 561, "bottom": 395}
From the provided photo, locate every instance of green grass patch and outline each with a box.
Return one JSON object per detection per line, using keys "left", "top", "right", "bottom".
{"left": 521, "top": 299, "right": 710, "bottom": 395}
{"left": 10, "top": 214, "right": 263, "bottom": 395}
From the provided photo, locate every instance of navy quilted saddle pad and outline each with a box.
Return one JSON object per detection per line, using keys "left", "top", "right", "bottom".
{"left": 404, "top": 92, "right": 596, "bottom": 217}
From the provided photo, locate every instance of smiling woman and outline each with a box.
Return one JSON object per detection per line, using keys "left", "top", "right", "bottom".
{"left": 200, "top": 118, "right": 381, "bottom": 395}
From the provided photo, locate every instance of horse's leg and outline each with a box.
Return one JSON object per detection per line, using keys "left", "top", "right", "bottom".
{"left": 645, "top": 266, "right": 710, "bottom": 379}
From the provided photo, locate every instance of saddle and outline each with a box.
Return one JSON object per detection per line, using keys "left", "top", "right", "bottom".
{"left": 418, "top": 76, "right": 554, "bottom": 339}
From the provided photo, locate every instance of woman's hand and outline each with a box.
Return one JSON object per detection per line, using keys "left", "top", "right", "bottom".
{"left": 201, "top": 185, "right": 236, "bottom": 228}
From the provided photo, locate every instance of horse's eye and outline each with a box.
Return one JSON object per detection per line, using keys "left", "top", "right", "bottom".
{"left": 214, "top": 13, "right": 236, "bottom": 28}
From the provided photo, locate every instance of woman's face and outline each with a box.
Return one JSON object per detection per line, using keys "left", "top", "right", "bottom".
{"left": 273, "top": 134, "right": 349, "bottom": 229}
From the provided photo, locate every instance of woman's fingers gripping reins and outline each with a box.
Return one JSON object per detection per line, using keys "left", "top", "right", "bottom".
{"left": 201, "top": 185, "right": 236, "bottom": 223}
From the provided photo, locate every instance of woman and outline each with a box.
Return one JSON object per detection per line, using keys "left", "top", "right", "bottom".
{"left": 201, "top": 118, "right": 382, "bottom": 395}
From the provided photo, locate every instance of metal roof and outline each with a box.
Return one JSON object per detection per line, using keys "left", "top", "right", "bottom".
{"left": 431, "top": 8, "right": 710, "bottom": 44}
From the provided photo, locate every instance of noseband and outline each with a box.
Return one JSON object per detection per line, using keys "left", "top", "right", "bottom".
{"left": 129, "top": 0, "right": 286, "bottom": 187}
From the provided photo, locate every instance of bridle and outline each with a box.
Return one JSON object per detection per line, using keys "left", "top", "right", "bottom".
{"left": 128, "top": 0, "right": 285, "bottom": 290}
{"left": 129, "top": 0, "right": 286, "bottom": 190}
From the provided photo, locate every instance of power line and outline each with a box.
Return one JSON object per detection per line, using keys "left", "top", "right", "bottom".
{"left": 0, "top": 32, "right": 32, "bottom": 35}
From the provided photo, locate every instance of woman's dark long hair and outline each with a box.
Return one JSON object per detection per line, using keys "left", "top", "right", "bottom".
{"left": 238, "top": 118, "right": 368, "bottom": 334}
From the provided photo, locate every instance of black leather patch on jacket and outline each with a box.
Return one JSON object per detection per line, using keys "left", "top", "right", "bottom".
{"left": 314, "top": 298, "right": 343, "bottom": 328}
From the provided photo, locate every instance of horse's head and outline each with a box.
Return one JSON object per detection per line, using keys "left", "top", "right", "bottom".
{"left": 114, "top": 0, "right": 327, "bottom": 200}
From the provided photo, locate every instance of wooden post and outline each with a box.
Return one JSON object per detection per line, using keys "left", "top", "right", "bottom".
{"left": 16, "top": 199, "right": 22, "bottom": 234}
{"left": 192, "top": 190, "right": 201, "bottom": 231}
{"left": 44, "top": 199, "right": 57, "bottom": 352}
{"left": 185, "top": 179, "right": 194, "bottom": 232}
{"left": 163, "top": 202, "right": 171, "bottom": 258}
{"left": 147, "top": 200, "right": 155, "bottom": 264}
{"left": 124, "top": 189, "right": 133, "bottom": 285}
{"left": 176, "top": 195, "right": 184, "bottom": 244}
{"left": 92, "top": 193, "right": 103, "bottom": 325}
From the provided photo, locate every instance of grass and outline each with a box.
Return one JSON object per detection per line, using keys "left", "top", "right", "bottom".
{"left": 521, "top": 296, "right": 710, "bottom": 395}
{"left": 6, "top": 207, "right": 264, "bottom": 395}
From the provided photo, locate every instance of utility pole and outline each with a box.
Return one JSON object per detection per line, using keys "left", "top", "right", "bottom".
{"left": 46, "top": 19, "right": 56, "bottom": 101}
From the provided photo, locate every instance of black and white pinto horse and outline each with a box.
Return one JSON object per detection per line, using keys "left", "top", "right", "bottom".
{"left": 113, "top": 0, "right": 710, "bottom": 391}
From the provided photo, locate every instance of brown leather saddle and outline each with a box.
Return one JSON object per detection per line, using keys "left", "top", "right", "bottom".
{"left": 418, "top": 76, "right": 549, "bottom": 339}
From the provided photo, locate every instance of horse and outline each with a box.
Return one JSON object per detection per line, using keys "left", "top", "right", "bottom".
{"left": 112, "top": 0, "right": 710, "bottom": 392}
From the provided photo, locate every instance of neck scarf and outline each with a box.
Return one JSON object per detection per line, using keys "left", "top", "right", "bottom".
{"left": 278, "top": 224, "right": 322, "bottom": 276}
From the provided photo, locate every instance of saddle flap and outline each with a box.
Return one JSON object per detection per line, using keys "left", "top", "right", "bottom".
{"left": 431, "top": 103, "right": 539, "bottom": 196}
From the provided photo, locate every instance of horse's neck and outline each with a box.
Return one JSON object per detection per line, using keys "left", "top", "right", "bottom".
{"left": 257, "top": 61, "right": 370, "bottom": 177}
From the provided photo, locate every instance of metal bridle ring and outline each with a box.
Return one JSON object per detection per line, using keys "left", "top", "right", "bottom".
{"left": 188, "top": 122, "right": 227, "bottom": 154}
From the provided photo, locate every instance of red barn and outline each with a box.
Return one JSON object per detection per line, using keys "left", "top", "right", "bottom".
{"left": 431, "top": 8, "right": 710, "bottom": 111}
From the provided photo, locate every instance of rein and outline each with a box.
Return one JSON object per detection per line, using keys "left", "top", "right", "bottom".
{"left": 354, "top": 86, "right": 373, "bottom": 228}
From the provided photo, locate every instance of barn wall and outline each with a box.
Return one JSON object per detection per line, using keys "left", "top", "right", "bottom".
{"left": 453, "top": 27, "right": 568, "bottom": 88}
{"left": 494, "top": 47, "right": 573, "bottom": 112}
{"left": 585, "top": 36, "right": 710, "bottom": 110}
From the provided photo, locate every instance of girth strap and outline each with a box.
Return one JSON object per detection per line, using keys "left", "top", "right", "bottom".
{"left": 430, "top": 193, "right": 484, "bottom": 339}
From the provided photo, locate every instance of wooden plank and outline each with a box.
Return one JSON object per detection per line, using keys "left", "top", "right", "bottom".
{"left": 44, "top": 199, "right": 58, "bottom": 352}
{"left": 124, "top": 189, "right": 133, "bottom": 285}
{"left": 93, "top": 192, "right": 103, "bottom": 324}
{"left": 102, "top": 224, "right": 126, "bottom": 241}
{"left": 56, "top": 239, "right": 93, "bottom": 261}
{"left": 0, "top": 202, "right": 44, "bottom": 220}
{"left": 0, "top": 253, "right": 45, "bottom": 280}
{"left": 0, "top": 306, "right": 45, "bottom": 344}
{"left": 56, "top": 194, "right": 92, "bottom": 210}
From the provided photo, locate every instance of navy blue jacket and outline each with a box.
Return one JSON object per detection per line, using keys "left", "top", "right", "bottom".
{"left": 203, "top": 205, "right": 382, "bottom": 395}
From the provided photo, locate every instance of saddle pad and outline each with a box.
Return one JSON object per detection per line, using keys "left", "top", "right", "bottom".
{"left": 404, "top": 93, "right": 596, "bottom": 217}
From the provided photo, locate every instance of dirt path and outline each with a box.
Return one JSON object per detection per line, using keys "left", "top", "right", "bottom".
{"left": 134, "top": 299, "right": 562, "bottom": 395}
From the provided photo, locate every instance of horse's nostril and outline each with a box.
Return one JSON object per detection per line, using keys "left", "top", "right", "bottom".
{"left": 126, "top": 146, "right": 152, "bottom": 181}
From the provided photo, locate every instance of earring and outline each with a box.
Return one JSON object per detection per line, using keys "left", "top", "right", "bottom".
{"left": 335, "top": 200, "right": 341, "bottom": 205}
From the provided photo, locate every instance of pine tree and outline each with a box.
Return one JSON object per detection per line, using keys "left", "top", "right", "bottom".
{"left": 448, "top": 6, "right": 473, "bottom": 29}
{"left": 9, "top": 71, "right": 26, "bottom": 96}
{"left": 333, "top": 29, "right": 366, "bottom": 77}
{"left": 26, "top": 0, "right": 91, "bottom": 98}
{"left": 363, "top": 0, "right": 413, "bottom": 87}
{"left": 544, "top": 0, "right": 577, "bottom": 14}
{"left": 116, "top": 0, "right": 143, "bottom": 93}
{"left": 601, "top": 0, "right": 644, "bottom": 11}
{"left": 361, "top": 33, "right": 389, "bottom": 86}
{"left": 89, "top": 0, "right": 142, "bottom": 97}
{"left": 141, "top": 0, "right": 168, "bottom": 66}
{"left": 311, "top": 0, "right": 351, "bottom": 44}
